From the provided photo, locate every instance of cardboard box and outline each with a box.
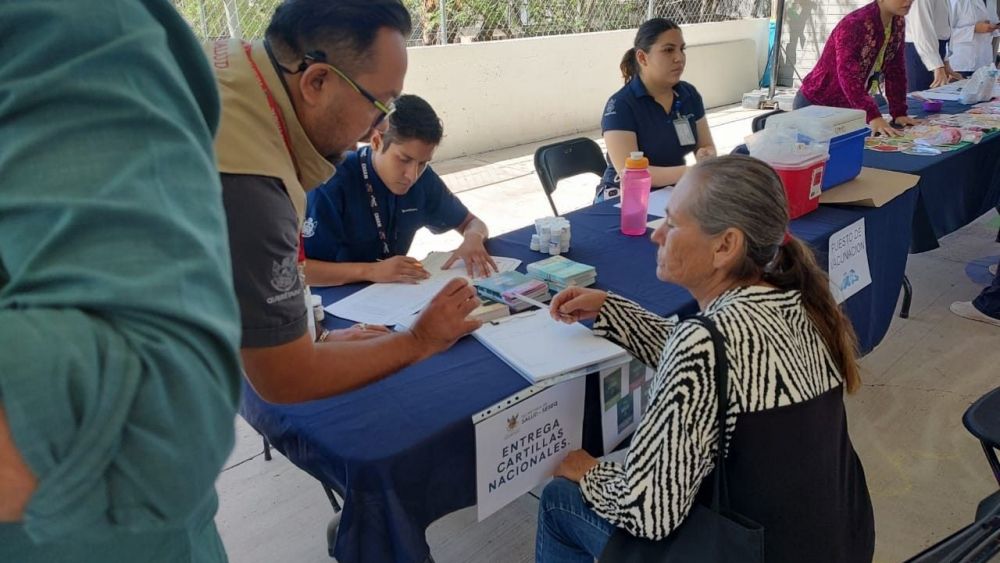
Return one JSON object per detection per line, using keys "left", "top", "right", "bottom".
{"left": 819, "top": 167, "right": 919, "bottom": 207}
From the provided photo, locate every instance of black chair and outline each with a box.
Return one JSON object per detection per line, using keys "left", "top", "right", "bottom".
{"left": 729, "top": 109, "right": 786, "bottom": 155}
{"left": 751, "top": 108, "right": 785, "bottom": 133}
{"left": 533, "top": 137, "right": 607, "bottom": 216}
{"left": 964, "top": 386, "right": 1000, "bottom": 487}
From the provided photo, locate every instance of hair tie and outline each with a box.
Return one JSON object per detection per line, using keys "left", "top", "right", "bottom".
{"left": 782, "top": 230, "right": 793, "bottom": 246}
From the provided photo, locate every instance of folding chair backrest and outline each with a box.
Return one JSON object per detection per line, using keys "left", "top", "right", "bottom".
{"left": 533, "top": 137, "right": 607, "bottom": 216}
{"left": 963, "top": 386, "right": 1000, "bottom": 487}
{"left": 751, "top": 109, "right": 785, "bottom": 133}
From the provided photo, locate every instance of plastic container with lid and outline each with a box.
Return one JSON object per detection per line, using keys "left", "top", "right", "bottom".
{"left": 620, "top": 151, "right": 652, "bottom": 236}
{"left": 767, "top": 153, "right": 829, "bottom": 219}
{"left": 765, "top": 105, "right": 868, "bottom": 191}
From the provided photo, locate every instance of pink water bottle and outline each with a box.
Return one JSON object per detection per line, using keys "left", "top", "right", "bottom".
{"left": 620, "top": 151, "right": 652, "bottom": 236}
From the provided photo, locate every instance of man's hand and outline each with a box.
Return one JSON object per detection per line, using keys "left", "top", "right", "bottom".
{"left": 0, "top": 406, "right": 36, "bottom": 522}
{"left": 409, "top": 278, "right": 481, "bottom": 358}
{"left": 443, "top": 232, "right": 497, "bottom": 278}
{"left": 323, "top": 324, "right": 392, "bottom": 342}
{"left": 554, "top": 449, "right": 600, "bottom": 483}
{"left": 370, "top": 256, "right": 430, "bottom": 284}
{"left": 549, "top": 287, "right": 608, "bottom": 324}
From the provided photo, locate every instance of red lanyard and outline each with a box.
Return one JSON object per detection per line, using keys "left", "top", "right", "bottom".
{"left": 241, "top": 41, "right": 307, "bottom": 264}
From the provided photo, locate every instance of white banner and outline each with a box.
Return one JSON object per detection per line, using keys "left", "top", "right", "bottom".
{"left": 828, "top": 218, "right": 872, "bottom": 304}
{"left": 600, "top": 358, "right": 655, "bottom": 454}
{"left": 474, "top": 376, "right": 586, "bottom": 521}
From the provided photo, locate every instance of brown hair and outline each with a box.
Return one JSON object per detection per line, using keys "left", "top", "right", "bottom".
{"left": 620, "top": 18, "right": 681, "bottom": 83}
{"left": 687, "top": 155, "right": 861, "bottom": 393}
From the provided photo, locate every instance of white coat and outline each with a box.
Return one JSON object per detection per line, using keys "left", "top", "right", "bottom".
{"left": 949, "top": 0, "right": 1000, "bottom": 71}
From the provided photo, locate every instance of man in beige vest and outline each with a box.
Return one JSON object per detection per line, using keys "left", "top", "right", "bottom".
{"left": 209, "top": 0, "right": 481, "bottom": 403}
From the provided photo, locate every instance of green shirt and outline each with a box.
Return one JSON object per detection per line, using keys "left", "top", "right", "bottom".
{"left": 0, "top": 1, "right": 241, "bottom": 561}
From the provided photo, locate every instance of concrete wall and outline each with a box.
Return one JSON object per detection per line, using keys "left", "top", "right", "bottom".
{"left": 404, "top": 19, "right": 771, "bottom": 160}
{"left": 777, "top": 0, "right": 865, "bottom": 85}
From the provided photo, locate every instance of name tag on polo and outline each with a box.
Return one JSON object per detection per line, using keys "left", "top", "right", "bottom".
{"left": 674, "top": 118, "right": 696, "bottom": 146}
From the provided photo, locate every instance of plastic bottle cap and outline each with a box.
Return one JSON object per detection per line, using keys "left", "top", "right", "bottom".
{"left": 625, "top": 151, "right": 649, "bottom": 169}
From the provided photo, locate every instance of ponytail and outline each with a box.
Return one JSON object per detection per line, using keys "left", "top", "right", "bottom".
{"left": 620, "top": 47, "right": 638, "bottom": 83}
{"left": 764, "top": 237, "right": 862, "bottom": 393}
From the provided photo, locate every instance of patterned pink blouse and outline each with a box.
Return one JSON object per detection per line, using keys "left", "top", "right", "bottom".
{"left": 798, "top": 1, "right": 908, "bottom": 122}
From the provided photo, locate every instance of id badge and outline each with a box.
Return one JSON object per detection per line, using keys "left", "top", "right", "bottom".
{"left": 674, "top": 118, "right": 696, "bottom": 146}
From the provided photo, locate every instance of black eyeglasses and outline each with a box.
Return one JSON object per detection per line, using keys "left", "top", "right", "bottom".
{"left": 277, "top": 48, "right": 395, "bottom": 128}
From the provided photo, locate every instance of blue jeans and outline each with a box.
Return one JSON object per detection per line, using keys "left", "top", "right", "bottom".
{"left": 973, "top": 257, "right": 1000, "bottom": 319}
{"left": 535, "top": 478, "right": 616, "bottom": 563}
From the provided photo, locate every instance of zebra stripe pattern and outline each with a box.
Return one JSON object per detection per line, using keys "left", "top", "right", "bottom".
{"left": 579, "top": 286, "right": 843, "bottom": 540}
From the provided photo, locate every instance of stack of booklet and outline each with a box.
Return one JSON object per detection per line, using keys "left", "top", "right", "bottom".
{"left": 469, "top": 299, "right": 511, "bottom": 323}
{"left": 474, "top": 271, "right": 551, "bottom": 312}
{"left": 526, "top": 256, "right": 596, "bottom": 292}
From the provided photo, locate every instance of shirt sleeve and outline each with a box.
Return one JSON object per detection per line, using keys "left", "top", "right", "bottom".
{"left": 423, "top": 168, "right": 471, "bottom": 234}
{"left": 593, "top": 293, "right": 679, "bottom": 370}
{"left": 221, "top": 174, "right": 309, "bottom": 348}
{"left": 909, "top": 0, "right": 946, "bottom": 70}
{"left": 601, "top": 94, "right": 638, "bottom": 133}
{"left": 0, "top": 0, "right": 241, "bottom": 543}
{"left": 580, "top": 320, "right": 724, "bottom": 540}
{"left": 303, "top": 184, "right": 349, "bottom": 263}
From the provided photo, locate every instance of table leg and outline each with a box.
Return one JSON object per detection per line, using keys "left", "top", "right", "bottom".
{"left": 900, "top": 275, "right": 913, "bottom": 319}
{"left": 262, "top": 435, "right": 272, "bottom": 461}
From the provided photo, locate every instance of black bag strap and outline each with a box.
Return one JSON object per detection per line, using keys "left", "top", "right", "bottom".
{"left": 684, "top": 314, "right": 731, "bottom": 512}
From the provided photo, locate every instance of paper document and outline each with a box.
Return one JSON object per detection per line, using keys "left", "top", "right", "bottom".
{"left": 474, "top": 309, "right": 629, "bottom": 384}
{"left": 916, "top": 92, "right": 961, "bottom": 101}
{"left": 325, "top": 252, "right": 521, "bottom": 325}
{"left": 614, "top": 187, "right": 672, "bottom": 218}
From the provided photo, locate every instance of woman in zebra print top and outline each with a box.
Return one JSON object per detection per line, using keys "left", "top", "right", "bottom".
{"left": 535, "top": 155, "right": 875, "bottom": 562}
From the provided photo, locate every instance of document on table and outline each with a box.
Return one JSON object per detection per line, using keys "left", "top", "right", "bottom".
{"left": 473, "top": 309, "right": 629, "bottom": 384}
{"left": 325, "top": 252, "right": 520, "bottom": 325}
{"left": 915, "top": 81, "right": 966, "bottom": 102}
{"left": 614, "top": 187, "right": 672, "bottom": 218}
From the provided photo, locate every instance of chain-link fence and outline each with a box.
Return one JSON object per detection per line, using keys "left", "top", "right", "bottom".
{"left": 171, "top": 0, "right": 769, "bottom": 46}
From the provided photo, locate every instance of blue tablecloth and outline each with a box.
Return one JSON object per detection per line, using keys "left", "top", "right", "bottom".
{"left": 863, "top": 99, "right": 1000, "bottom": 252}
{"left": 240, "top": 192, "right": 917, "bottom": 563}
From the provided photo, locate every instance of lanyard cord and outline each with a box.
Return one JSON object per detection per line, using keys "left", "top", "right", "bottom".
{"left": 360, "top": 147, "right": 393, "bottom": 260}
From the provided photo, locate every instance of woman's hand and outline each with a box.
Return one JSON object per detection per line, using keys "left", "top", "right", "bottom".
{"left": 695, "top": 146, "right": 716, "bottom": 162}
{"left": 549, "top": 287, "right": 608, "bottom": 324}
{"left": 974, "top": 21, "right": 998, "bottom": 34}
{"left": 554, "top": 449, "right": 600, "bottom": 483}
{"left": 930, "top": 67, "right": 952, "bottom": 88}
{"left": 944, "top": 62, "right": 964, "bottom": 82}
{"left": 869, "top": 117, "right": 901, "bottom": 137}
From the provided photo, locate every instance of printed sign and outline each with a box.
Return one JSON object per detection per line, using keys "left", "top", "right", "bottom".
{"left": 828, "top": 218, "right": 872, "bottom": 304}
{"left": 599, "top": 358, "right": 655, "bottom": 454}
{"left": 474, "top": 376, "right": 586, "bottom": 521}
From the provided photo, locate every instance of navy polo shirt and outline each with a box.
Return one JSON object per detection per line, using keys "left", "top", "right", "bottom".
{"left": 303, "top": 146, "right": 470, "bottom": 263}
{"left": 600, "top": 79, "right": 706, "bottom": 188}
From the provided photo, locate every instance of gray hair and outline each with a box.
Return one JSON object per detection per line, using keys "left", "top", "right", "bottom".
{"left": 685, "top": 155, "right": 789, "bottom": 281}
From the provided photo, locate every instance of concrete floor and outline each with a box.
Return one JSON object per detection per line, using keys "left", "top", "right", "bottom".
{"left": 215, "top": 106, "right": 1000, "bottom": 563}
